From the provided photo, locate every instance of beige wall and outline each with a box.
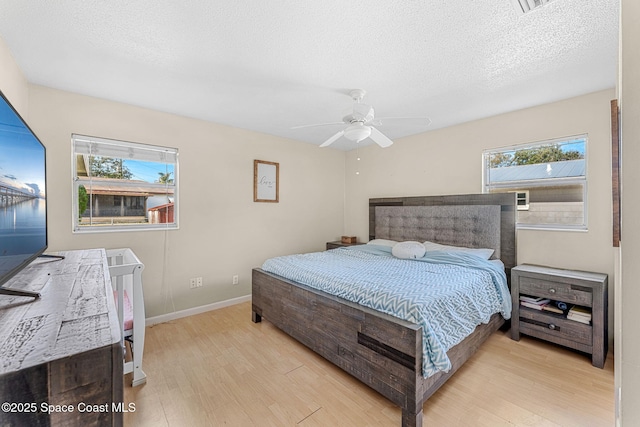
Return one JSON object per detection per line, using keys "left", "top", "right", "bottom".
{"left": 0, "top": 37, "right": 28, "bottom": 116}
{"left": 620, "top": 0, "right": 640, "bottom": 424}
{"left": 344, "top": 89, "right": 616, "bottom": 333}
{"left": 21, "top": 85, "right": 345, "bottom": 318}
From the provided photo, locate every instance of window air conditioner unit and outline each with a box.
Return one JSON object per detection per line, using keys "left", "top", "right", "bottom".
{"left": 516, "top": 191, "right": 530, "bottom": 211}
{"left": 511, "top": 0, "right": 553, "bottom": 14}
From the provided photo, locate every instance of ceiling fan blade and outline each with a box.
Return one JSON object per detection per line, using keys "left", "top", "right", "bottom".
{"left": 319, "top": 130, "right": 345, "bottom": 148}
{"left": 291, "top": 121, "right": 344, "bottom": 130}
{"left": 372, "top": 117, "right": 431, "bottom": 127}
{"left": 368, "top": 127, "right": 393, "bottom": 148}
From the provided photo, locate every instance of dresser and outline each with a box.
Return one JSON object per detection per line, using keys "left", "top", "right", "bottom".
{"left": 510, "top": 264, "right": 608, "bottom": 368}
{"left": 0, "top": 249, "right": 123, "bottom": 426}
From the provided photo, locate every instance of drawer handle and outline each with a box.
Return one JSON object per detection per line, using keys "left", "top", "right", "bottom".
{"left": 548, "top": 323, "right": 557, "bottom": 330}
{"left": 549, "top": 288, "right": 556, "bottom": 294}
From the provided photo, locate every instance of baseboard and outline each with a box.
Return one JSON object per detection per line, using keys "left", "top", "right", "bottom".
{"left": 145, "top": 294, "right": 251, "bottom": 326}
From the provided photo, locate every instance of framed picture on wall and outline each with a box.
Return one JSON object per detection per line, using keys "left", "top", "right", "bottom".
{"left": 254, "top": 159, "right": 279, "bottom": 203}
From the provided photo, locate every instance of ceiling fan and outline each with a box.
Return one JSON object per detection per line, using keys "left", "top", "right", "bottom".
{"left": 292, "top": 89, "right": 431, "bottom": 148}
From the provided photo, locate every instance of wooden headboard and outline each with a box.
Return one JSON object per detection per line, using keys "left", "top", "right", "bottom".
{"left": 369, "top": 193, "right": 517, "bottom": 271}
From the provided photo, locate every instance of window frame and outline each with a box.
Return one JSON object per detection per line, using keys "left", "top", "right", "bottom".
{"left": 72, "top": 134, "right": 179, "bottom": 233}
{"left": 482, "top": 135, "right": 588, "bottom": 231}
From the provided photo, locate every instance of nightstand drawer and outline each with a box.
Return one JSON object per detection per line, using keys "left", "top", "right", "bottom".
{"left": 519, "top": 277, "right": 592, "bottom": 307}
{"left": 519, "top": 308, "right": 592, "bottom": 346}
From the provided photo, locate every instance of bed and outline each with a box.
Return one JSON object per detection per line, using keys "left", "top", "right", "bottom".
{"left": 251, "top": 193, "right": 516, "bottom": 427}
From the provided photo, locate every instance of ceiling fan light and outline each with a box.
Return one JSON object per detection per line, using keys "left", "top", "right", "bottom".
{"left": 344, "top": 123, "right": 371, "bottom": 142}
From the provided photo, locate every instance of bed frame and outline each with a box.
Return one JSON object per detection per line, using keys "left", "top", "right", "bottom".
{"left": 252, "top": 193, "right": 516, "bottom": 426}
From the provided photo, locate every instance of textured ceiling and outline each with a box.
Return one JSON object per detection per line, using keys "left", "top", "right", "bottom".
{"left": 0, "top": 0, "right": 619, "bottom": 150}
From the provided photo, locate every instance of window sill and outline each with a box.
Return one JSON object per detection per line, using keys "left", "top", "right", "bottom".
{"left": 516, "top": 224, "right": 587, "bottom": 232}
{"left": 73, "top": 224, "right": 178, "bottom": 233}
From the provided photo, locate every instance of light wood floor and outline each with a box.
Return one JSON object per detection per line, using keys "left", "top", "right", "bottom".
{"left": 124, "top": 301, "right": 614, "bottom": 426}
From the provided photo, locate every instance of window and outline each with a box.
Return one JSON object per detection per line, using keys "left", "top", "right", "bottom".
{"left": 483, "top": 135, "right": 587, "bottom": 230}
{"left": 72, "top": 134, "right": 178, "bottom": 232}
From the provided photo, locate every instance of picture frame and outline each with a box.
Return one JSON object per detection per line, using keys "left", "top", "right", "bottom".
{"left": 254, "top": 159, "right": 279, "bottom": 203}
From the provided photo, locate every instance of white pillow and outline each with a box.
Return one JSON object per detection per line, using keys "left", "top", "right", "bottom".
{"left": 423, "top": 241, "right": 494, "bottom": 260}
{"left": 367, "top": 239, "right": 398, "bottom": 247}
{"left": 392, "top": 241, "right": 426, "bottom": 259}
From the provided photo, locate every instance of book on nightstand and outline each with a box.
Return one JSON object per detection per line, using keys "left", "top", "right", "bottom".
{"left": 541, "top": 304, "right": 564, "bottom": 314}
{"left": 519, "top": 295, "right": 567, "bottom": 314}
{"left": 519, "top": 295, "right": 551, "bottom": 311}
{"left": 521, "top": 300, "right": 549, "bottom": 310}
{"left": 519, "top": 295, "right": 549, "bottom": 304}
{"left": 567, "top": 305, "right": 592, "bottom": 324}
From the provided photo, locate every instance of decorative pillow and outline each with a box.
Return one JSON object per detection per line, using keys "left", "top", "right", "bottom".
{"left": 367, "top": 239, "right": 398, "bottom": 247}
{"left": 423, "top": 241, "right": 494, "bottom": 260}
{"left": 391, "top": 241, "right": 426, "bottom": 259}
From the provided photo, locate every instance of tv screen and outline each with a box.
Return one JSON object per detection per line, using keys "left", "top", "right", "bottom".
{"left": 0, "top": 90, "right": 47, "bottom": 296}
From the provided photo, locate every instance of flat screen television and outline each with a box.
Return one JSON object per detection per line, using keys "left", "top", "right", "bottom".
{"left": 0, "top": 90, "right": 48, "bottom": 298}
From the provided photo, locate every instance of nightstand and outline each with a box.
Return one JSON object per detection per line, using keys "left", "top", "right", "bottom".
{"left": 510, "top": 264, "right": 608, "bottom": 368}
{"left": 326, "top": 241, "right": 364, "bottom": 250}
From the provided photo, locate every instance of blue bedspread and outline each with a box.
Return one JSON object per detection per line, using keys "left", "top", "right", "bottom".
{"left": 261, "top": 244, "right": 511, "bottom": 378}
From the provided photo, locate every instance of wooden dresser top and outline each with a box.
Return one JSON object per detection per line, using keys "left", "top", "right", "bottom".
{"left": 0, "top": 249, "right": 121, "bottom": 374}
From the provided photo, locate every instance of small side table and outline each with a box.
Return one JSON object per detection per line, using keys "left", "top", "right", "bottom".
{"left": 326, "top": 241, "right": 364, "bottom": 250}
{"left": 511, "top": 264, "right": 608, "bottom": 368}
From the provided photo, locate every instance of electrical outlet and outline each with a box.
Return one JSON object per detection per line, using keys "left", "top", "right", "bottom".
{"left": 189, "top": 278, "right": 197, "bottom": 289}
{"left": 196, "top": 277, "right": 203, "bottom": 287}
{"left": 232, "top": 275, "right": 239, "bottom": 285}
